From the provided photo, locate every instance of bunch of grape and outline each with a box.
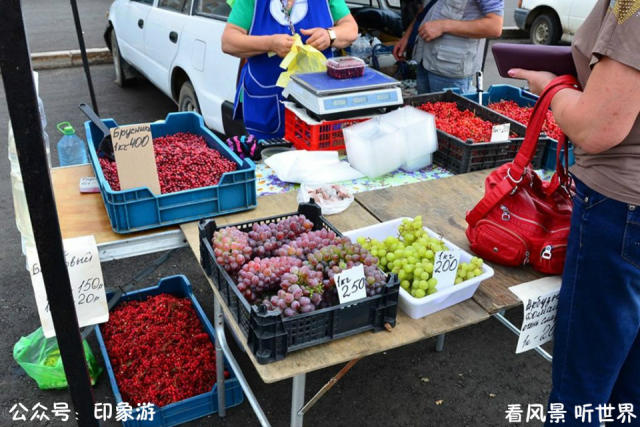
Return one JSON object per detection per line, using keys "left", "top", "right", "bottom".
{"left": 236, "top": 256, "right": 302, "bottom": 303}
{"left": 261, "top": 284, "right": 322, "bottom": 317}
{"left": 247, "top": 215, "right": 314, "bottom": 258}
{"left": 455, "top": 257, "right": 484, "bottom": 284}
{"left": 358, "top": 216, "right": 485, "bottom": 299}
{"left": 306, "top": 239, "right": 386, "bottom": 298}
{"left": 212, "top": 226, "right": 252, "bottom": 275}
{"left": 276, "top": 229, "right": 339, "bottom": 259}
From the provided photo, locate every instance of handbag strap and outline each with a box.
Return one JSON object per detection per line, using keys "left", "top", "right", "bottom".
{"left": 466, "top": 75, "right": 578, "bottom": 227}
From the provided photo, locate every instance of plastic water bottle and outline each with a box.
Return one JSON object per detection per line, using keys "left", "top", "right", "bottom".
{"left": 57, "top": 122, "right": 88, "bottom": 166}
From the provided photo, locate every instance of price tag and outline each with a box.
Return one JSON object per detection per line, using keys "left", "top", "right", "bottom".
{"left": 432, "top": 250, "right": 461, "bottom": 291}
{"left": 27, "top": 235, "right": 109, "bottom": 338}
{"left": 110, "top": 123, "right": 161, "bottom": 194}
{"left": 510, "top": 276, "right": 561, "bottom": 353}
{"left": 79, "top": 176, "right": 99, "bottom": 193}
{"left": 491, "top": 123, "right": 511, "bottom": 142}
{"left": 335, "top": 264, "right": 367, "bottom": 304}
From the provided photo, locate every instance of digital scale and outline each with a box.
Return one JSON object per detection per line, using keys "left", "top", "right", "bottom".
{"left": 286, "top": 68, "right": 403, "bottom": 120}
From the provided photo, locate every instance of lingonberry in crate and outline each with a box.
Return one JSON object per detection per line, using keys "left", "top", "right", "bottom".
{"left": 100, "top": 294, "right": 229, "bottom": 407}
{"left": 99, "top": 132, "right": 237, "bottom": 194}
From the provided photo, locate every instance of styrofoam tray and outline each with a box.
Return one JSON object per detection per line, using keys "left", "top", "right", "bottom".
{"left": 344, "top": 218, "right": 494, "bottom": 319}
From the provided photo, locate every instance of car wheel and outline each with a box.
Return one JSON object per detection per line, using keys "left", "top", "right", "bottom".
{"left": 178, "top": 81, "right": 201, "bottom": 114}
{"left": 110, "top": 30, "right": 132, "bottom": 87}
{"left": 530, "top": 13, "right": 561, "bottom": 45}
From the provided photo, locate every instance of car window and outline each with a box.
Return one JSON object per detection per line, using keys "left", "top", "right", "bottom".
{"left": 158, "top": 0, "right": 189, "bottom": 12}
{"left": 131, "top": 0, "right": 154, "bottom": 5}
{"left": 194, "top": 0, "right": 231, "bottom": 19}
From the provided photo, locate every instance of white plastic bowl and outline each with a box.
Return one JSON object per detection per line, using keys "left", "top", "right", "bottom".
{"left": 344, "top": 217, "right": 495, "bottom": 319}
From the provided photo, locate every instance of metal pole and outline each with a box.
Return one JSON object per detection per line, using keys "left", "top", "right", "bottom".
{"left": 291, "top": 374, "right": 306, "bottom": 427}
{"left": 0, "top": 2, "right": 98, "bottom": 426}
{"left": 69, "top": 0, "right": 99, "bottom": 113}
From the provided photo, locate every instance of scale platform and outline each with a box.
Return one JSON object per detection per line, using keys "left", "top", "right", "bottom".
{"left": 287, "top": 68, "right": 403, "bottom": 120}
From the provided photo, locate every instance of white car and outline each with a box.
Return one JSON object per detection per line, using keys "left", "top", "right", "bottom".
{"left": 105, "top": 0, "right": 243, "bottom": 135}
{"left": 105, "top": 0, "right": 399, "bottom": 136}
{"left": 514, "top": 0, "right": 597, "bottom": 45}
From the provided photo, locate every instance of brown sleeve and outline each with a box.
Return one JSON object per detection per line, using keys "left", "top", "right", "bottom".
{"left": 590, "top": 0, "right": 640, "bottom": 71}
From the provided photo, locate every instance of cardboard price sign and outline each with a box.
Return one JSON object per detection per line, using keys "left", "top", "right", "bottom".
{"left": 335, "top": 264, "right": 367, "bottom": 304}
{"left": 27, "top": 235, "right": 109, "bottom": 338}
{"left": 110, "top": 123, "right": 161, "bottom": 194}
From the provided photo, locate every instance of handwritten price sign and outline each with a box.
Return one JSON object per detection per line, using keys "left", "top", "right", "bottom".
{"left": 28, "top": 235, "right": 109, "bottom": 338}
{"left": 335, "top": 264, "right": 367, "bottom": 304}
{"left": 432, "top": 250, "right": 461, "bottom": 291}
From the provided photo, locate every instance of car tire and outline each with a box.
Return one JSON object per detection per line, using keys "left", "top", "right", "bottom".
{"left": 178, "top": 81, "right": 201, "bottom": 114}
{"left": 111, "top": 30, "right": 133, "bottom": 87}
{"left": 530, "top": 13, "right": 561, "bottom": 45}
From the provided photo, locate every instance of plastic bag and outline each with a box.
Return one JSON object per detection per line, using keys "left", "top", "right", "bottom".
{"left": 276, "top": 34, "right": 327, "bottom": 88}
{"left": 13, "top": 327, "right": 102, "bottom": 389}
{"left": 297, "top": 183, "right": 354, "bottom": 215}
{"left": 264, "top": 150, "right": 364, "bottom": 184}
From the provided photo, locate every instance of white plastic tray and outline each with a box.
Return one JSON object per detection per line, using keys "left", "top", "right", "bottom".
{"left": 344, "top": 218, "right": 495, "bottom": 319}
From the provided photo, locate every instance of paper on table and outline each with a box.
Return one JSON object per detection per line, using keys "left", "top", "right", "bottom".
{"left": 265, "top": 150, "right": 364, "bottom": 184}
{"left": 510, "top": 276, "right": 562, "bottom": 353}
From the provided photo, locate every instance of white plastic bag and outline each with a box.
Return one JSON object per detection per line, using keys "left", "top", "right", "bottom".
{"left": 297, "top": 184, "right": 354, "bottom": 215}
{"left": 265, "top": 150, "right": 364, "bottom": 184}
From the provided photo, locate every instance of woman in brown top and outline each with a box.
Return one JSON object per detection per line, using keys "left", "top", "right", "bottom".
{"left": 510, "top": 0, "right": 640, "bottom": 424}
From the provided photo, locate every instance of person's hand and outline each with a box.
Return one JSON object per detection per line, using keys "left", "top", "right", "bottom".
{"left": 300, "top": 27, "right": 331, "bottom": 51}
{"left": 418, "top": 20, "right": 447, "bottom": 42}
{"left": 508, "top": 68, "right": 557, "bottom": 95}
{"left": 270, "top": 34, "right": 295, "bottom": 57}
{"left": 393, "top": 35, "right": 409, "bottom": 61}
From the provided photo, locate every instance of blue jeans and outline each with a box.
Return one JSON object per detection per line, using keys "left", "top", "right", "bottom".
{"left": 416, "top": 64, "right": 472, "bottom": 93}
{"left": 547, "top": 177, "right": 640, "bottom": 426}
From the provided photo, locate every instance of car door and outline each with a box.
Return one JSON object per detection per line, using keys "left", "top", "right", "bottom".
{"left": 183, "top": 0, "right": 242, "bottom": 133}
{"left": 142, "top": 0, "right": 191, "bottom": 95}
{"left": 567, "top": 0, "right": 597, "bottom": 34}
{"left": 114, "top": 0, "right": 154, "bottom": 68}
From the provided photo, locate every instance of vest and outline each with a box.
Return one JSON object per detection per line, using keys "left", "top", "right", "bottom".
{"left": 413, "top": 0, "right": 485, "bottom": 79}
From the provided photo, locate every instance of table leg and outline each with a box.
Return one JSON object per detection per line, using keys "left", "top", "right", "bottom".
{"left": 291, "top": 374, "right": 306, "bottom": 427}
{"left": 214, "top": 297, "right": 226, "bottom": 417}
{"left": 213, "top": 297, "right": 271, "bottom": 426}
{"left": 435, "top": 334, "right": 446, "bottom": 352}
{"left": 493, "top": 310, "right": 552, "bottom": 362}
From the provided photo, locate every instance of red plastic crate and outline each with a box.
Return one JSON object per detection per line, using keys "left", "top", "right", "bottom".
{"left": 284, "top": 105, "right": 369, "bottom": 151}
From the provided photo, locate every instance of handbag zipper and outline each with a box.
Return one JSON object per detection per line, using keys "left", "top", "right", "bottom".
{"left": 500, "top": 205, "right": 570, "bottom": 234}
{"left": 477, "top": 219, "right": 530, "bottom": 265}
{"left": 540, "top": 243, "right": 567, "bottom": 260}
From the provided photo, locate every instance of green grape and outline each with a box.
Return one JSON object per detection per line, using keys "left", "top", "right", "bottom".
{"left": 473, "top": 268, "right": 482, "bottom": 277}
{"left": 454, "top": 277, "right": 463, "bottom": 285}
{"left": 425, "top": 249, "right": 434, "bottom": 259}
{"left": 387, "top": 252, "right": 395, "bottom": 261}
{"left": 398, "top": 269, "right": 407, "bottom": 280}
{"left": 414, "top": 267, "right": 424, "bottom": 277}
{"left": 400, "top": 280, "right": 410, "bottom": 291}
{"left": 420, "top": 271, "right": 430, "bottom": 280}
{"left": 428, "top": 277, "right": 437, "bottom": 288}
{"left": 414, "top": 289, "right": 426, "bottom": 298}
{"left": 418, "top": 280, "right": 429, "bottom": 290}
{"left": 427, "top": 287, "right": 437, "bottom": 295}
{"left": 425, "top": 262, "right": 434, "bottom": 273}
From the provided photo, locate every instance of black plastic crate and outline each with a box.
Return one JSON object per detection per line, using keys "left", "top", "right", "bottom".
{"left": 199, "top": 202, "right": 400, "bottom": 364}
{"left": 404, "top": 90, "right": 549, "bottom": 174}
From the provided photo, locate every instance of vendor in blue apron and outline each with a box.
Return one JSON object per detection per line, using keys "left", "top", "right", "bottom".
{"left": 221, "top": 0, "right": 358, "bottom": 138}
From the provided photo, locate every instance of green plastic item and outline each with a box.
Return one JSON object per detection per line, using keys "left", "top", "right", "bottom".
{"left": 13, "top": 327, "right": 102, "bottom": 390}
{"left": 56, "top": 121, "right": 75, "bottom": 135}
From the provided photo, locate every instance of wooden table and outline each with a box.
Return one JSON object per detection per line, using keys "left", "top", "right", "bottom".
{"left": 355, "top": 169, "right": 543, "bottom": 314}
{"left": 180, "top": 190, "right": 490, "bottom": 427}
{"left": 51, "top": 165, "right": 186, "bottom": 260}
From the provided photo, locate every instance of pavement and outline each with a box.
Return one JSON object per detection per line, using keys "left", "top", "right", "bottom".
{"left": 0, "top": 1, "right": 552, "bottom": 426}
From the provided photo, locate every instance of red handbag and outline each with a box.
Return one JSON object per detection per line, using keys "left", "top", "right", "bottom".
{"left": 465, "top": 75, "right": 578, "bottom": 274}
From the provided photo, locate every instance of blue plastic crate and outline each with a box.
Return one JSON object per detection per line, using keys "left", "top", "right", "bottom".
{"left": 94, "top": 275, "right": 244, "bottom": 427}
{"left": 85, "top": 112, "right": 257, "bottom": 233}
{"left": 462, "top": 84, "right": 539, "bottom": 107}
{"left": 544, "top": 141, "right": 576, "bottom": 170}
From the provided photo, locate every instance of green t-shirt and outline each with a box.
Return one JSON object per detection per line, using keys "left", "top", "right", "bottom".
{"left": 227, "top": 0, "right": 351, "bottom": 31}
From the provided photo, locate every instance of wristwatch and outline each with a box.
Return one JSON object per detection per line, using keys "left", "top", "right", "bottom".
{"left": 327, "top": 28, "right": 337, "bottom": 46}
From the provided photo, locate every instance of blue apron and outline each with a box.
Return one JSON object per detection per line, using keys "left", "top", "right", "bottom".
{"left": 233, "top": 0, "right": 334, "bottom": 138}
